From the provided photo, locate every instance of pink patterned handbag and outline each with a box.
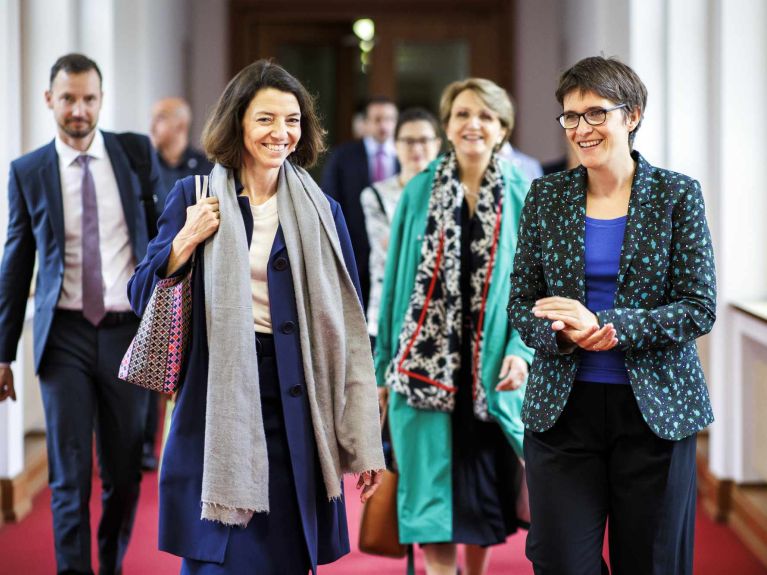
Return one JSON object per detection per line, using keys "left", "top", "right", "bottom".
{"left": 118, "top": 175, "right": 207, "bottom": 394}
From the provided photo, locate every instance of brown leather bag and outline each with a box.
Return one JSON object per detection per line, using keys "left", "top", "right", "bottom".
{"left": 358, "top": 398, "right": 407, "bottom": 558}
{"left": 358, "top": 468, "right": 407, "bottom": 558}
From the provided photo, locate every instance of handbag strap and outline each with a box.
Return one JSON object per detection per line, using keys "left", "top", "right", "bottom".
{"left": 195, "top": 174, "right": 209, "bottom": 202}
{"left": 190, "top": 175, "right": 209, "bottom": 265}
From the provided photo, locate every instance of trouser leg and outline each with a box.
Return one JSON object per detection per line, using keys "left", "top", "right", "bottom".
{"left": 39, "top": 314, "right": 99, "bottom": 575}
{"left": 605, "top": 385, "right": 697, "bottom": 575}
{"left": 524, "top": 383, "right": 609, "bottom": 575}
{"left": 93, "top": 318, "right": 147, "bottom": 575}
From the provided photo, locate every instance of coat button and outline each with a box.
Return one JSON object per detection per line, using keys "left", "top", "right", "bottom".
{"left": 289, "top": 384, "right": 303, "bottom": 397}
{"left": 273, "top": 257, "right": 288, "bottom": 271}
{"left": 281, "top": 321, "right": 296, "bottom": 334}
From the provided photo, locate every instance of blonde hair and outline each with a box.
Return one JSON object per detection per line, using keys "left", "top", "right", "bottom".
{"left": 439, "top": 78, "right": 514, "bottom": 142}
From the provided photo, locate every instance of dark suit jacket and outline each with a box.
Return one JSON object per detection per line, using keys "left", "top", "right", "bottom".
{"left": 320, "top": 139, "right": 399, "bottom": 307}
{"left": 0, "top": 131, "right": 162, "bottom": 372}
{"left": 127, "top": 176, "right": 356, "bottom": 571}
{"left": 508, "top": 151, "right": 716, "bottom": 441}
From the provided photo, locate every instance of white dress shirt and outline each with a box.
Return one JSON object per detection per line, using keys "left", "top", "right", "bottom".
{"left": 249, "top": 195, "right": 280, "bottom": 333}
{"left": 363, "top": 136, "right": 397, "bottom": 183}
{"left": 56, "top": 130, "right": 134, "bottom": 312}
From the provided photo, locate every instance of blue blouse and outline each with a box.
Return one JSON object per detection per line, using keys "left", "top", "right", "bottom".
{"left": 576, "top": 215, "right": 630, "bottom": 384}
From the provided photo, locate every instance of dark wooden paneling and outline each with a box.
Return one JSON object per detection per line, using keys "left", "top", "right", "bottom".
{"left": 229, "top": 0, "right": 516, "bottom": 97}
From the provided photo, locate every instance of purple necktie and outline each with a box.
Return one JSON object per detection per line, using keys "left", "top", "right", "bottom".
{"left": 77, "top": 155, "right": 105, "bottom": 326}
{"left": 373, "top": 145, "right": 385, "bottom": 183}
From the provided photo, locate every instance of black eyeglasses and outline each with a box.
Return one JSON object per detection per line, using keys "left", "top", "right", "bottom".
{"left": 396, "top": 137, "right": 437, "bottom": 148}
{"left": 556, "top": 103, "right": 627, "bottom": 129}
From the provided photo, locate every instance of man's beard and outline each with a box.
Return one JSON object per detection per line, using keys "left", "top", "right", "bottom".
{"left": 62, "top": 118, "right": 95, "bottom": 139}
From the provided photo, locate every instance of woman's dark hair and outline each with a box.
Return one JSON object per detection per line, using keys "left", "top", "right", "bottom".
{"left": 556, "top": 56, "right": 648, "bottom": 147}
{"left": 201, "top": 59, "right": 326, "bottom": 169}
{"left": 395, "top": 107, "right": 440, "bottom": 139}
{"left": 50, "top": 53, "right": 102, "bottom": 87}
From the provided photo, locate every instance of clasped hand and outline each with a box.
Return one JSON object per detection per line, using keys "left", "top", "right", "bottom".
{"left": 532, "top": 296, "right": 618, "bottom": 352}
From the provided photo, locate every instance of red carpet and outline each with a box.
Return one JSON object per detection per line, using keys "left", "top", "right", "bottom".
{"left": 1, "top": 472, "right": 765, "bottom": 574}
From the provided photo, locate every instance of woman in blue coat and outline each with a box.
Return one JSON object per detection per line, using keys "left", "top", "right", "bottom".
{"left": 128, "top": 60, "right": 385, "bottom": 575}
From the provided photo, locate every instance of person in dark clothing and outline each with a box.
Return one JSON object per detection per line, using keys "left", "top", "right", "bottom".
{"left": 320, "top": 97, "right": 399, "bottom": 309}
{"left": 151, "top": 97, "right": 213, "bottom": 209}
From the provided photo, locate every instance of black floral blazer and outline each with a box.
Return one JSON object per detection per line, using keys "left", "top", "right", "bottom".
{"left": 508, "top": 151, "right": 716, "bottom": 441}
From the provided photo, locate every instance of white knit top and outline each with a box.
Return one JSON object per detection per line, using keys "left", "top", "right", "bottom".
{"left": 249, "top": 194, "right": 279, "bottom": 333}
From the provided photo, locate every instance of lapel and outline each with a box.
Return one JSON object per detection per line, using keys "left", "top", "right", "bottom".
{"left": 562, "top": 165, "right": 588, "bottom": 302}
{"left": 103, "top": 131, "right": 139, "bottom": 246}
{"left": 615, "top": 151, "right": 653, "bottom": 290}
{"left": 238, "top": 195, "right": 253, "bottom": 247}
{"left": 39, "top": 141, "right": 66, "bottom": 261}
{"left": 270, "top": 224, "right": 286, "bottom": 259}
{"left": 356, "top": 140, "right": 371, "bottom": 187}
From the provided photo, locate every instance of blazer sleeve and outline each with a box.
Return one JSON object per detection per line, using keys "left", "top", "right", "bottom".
{"left": 320, "top": 149, "right": 341, "bottom": 202}
{"left": 0, "top": 164, "right": 36, "bottom": 362}
{"left": 507, "top": 180, "right": 566, "bottom": 356}
{"left": 127, "top": 178, "right": 193, "bottom": 316}
{"left": 597, "top": 179, "right": 717, "bottom": 350}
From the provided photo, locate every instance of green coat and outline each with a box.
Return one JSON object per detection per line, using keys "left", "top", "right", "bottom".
{"left": 374, "top": 156, "right": 534, "bottom": 543}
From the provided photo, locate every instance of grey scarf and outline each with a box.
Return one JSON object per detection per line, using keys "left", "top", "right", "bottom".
{"left": 201, "top": 162, "right": 384, "bottom": 527}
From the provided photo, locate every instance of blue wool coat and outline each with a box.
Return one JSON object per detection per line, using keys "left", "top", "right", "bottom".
{"left": 128, "top": 176, "right": 357, "bottom": 572}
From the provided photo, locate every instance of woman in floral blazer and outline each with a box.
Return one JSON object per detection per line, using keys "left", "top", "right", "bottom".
{"left": 508, "top": 57, "right": 716, "bottom": 575}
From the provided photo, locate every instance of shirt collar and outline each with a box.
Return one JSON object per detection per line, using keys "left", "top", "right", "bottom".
{"left": 363, "top": 136, "right": 396, "bottom": 156}
{"left": 55, "top": 129, "right": 106, "bottom": 167}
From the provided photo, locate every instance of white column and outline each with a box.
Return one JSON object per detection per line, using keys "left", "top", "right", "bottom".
{"left": 0, "top": 0, "right": 25, "bottom": 479}
{"left": 708, "top": 0, "right": 767, "bottom": 482}
{"left": 21, "top": 0, "right": 79, "bottom": 152}
{"left": 189, "top": 0, "right": 229, "bottom": 145}
{"left": 563, "top": 0, "right": 631, "bottom": 66}
{"left": 627, "top": 0, "right": 666, "bottom": 166}
{"left": 512, "top": 0, "right": 566, "bottom": 164}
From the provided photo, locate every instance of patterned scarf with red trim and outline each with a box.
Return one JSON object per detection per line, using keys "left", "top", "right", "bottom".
{"left": 388, "top": 151, "right": 504, "bottom": 420}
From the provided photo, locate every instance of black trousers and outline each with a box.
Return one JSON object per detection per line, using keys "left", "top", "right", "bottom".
{"left": 38, "top": 311, "right": 149, "bottom": 575}
{"left": 523, "top": 383, "right": 697, "bottom": 575}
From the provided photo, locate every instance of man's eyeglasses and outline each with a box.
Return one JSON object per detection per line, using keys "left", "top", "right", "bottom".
{"left": 556, "top": 104, "right": 627, "bottom": 129}
{"left": 396, "top": 137, "right": 437, "bottom": 148}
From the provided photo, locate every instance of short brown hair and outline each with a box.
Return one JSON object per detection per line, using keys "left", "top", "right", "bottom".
{"left": 439, "top": 78, "right": 514, "bottom": 143}
{"left": 395, "top": 107, "right": 440, "bottom": 139}
{"left": 201, "top": 59, "right": 326, "bottom": 169}
{"left": 556, "top": 56, "right": 648, "bottom": 147}
{"left": 50, "top": 53, "right": 102, "bottom": 87}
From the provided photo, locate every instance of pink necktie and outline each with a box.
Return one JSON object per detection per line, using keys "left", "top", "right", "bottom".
{"left": 373, "top": 145, "right": 385, "bottom": 183}
{"left": 77, "top": 155, "right": 105, "bottom": 326}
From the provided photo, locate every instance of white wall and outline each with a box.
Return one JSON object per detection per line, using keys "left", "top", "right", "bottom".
{"left": 512, "top": 0, "right": 564, "bottom": 165}
{"left": 0, "top": 0, "right": 24, "bottom": 479}
{"left": 188, "top": 0, "right": 229, "bottom": 146}
{"left": 708, "top": 0, "right": 767, "bottom": 481}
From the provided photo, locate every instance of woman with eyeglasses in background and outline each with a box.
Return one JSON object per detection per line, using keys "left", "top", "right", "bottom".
{"left": 508, "top": 56, "right": 716, "bottom": 574}
{"left": 361, "top": 107, "right": 442, "bottom": 351}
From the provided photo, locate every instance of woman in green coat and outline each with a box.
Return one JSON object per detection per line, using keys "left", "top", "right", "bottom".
{"left": 375, "top": 78, "right": 533, "bottom": 575}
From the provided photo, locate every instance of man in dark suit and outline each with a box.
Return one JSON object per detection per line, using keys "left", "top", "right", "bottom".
{"left": 0, "top": 53, "right": 162, "bottom": 575}
{"left": 320, "top": 97, "right": 398, "bottom": 308}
